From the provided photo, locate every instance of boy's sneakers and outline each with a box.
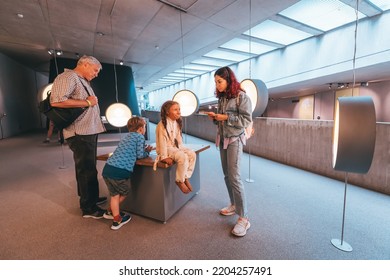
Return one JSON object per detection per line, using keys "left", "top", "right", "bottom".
{"left": 111, "top": 214, "right": 132, "bottom": 230}
{"left": 231, "top": 217, "right": 250, "bottom": 237}
{"left": 82, "top": 208, "right": 105, "bottom": 219}
{"left": 103, "top": 210, "right": 126, "bottom": 220}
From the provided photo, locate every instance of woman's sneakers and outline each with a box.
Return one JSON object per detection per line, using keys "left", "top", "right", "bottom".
{"left": 231, "top": 217, "right": 250, "bottom": 237}
{"left": 111, "top": 214, "right": 132, "bottom": 230}
{"left": 220, "top": 205, "right": 236, "bottom": 216}
{"left": 219, "top": 205, "right": 250, "bottom": 236}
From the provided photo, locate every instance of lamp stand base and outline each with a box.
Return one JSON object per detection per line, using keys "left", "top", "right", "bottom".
{"left": 331, "top": 238, "right": 353, "bottom": 252}
{"left": 245, "top": 178, "right": 254, "bottom": 183}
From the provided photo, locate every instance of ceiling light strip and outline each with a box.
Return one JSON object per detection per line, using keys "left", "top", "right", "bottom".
{"left": 270, "top": 14, "right": 323, "bottom": 36}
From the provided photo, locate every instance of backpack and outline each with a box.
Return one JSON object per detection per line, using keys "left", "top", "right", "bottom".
{"left": 236, "top": 93, "right": 254, "bottom": 140}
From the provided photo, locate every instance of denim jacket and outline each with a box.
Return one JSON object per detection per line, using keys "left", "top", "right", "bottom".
{"left": 216, "top": 91, "right": 252, "bottom": 138}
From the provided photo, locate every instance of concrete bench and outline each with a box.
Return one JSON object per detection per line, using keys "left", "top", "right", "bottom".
{"left": 97, "top": 144, "right": 210, "bottom": 223}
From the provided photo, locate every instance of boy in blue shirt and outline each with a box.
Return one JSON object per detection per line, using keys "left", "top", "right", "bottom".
{"left": 102, "top": 116, "right": 153, "bottom": 230}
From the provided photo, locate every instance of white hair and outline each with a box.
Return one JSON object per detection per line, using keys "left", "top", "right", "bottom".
{"left": 77, "top": 55, "right": 102, "bottom": 70}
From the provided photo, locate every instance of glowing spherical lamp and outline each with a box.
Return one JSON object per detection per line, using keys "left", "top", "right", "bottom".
{"left": 105, "top": 103, "right": 132, "bottom": 127}
{"left": 173, "top": 89, "right": 199, "bottom": 117}
{"left": 332, "top": 96, "right": 376, "bottom": 173}
{"left": 37, "top": 83, "right": 53, "bottom": 102}
{"left": 240, "top": 79, "right": 268, "bottom": 117}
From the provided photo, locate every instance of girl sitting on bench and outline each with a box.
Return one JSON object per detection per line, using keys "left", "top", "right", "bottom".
{"left": 155, "top": 100, "right": 196, "bottom": 194}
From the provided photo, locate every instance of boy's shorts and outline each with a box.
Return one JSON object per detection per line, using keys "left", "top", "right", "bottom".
{"left": 103, "top": 177, "right": 131, "bottom": 196}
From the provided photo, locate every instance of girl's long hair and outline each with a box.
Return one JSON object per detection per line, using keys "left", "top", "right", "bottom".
{"left": 160, "top": 100, "right": 183, "bottom": 131}
{"left": 214, "top": 66, "right": 242, "bottom": 99}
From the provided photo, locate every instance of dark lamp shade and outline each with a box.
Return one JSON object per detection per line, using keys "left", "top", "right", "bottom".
{"left": 240, "top": 79, "right": 269, "bottom": 117}
{"left": 37, "top": 83, "right": 53, "bottom": 102}
{"left": 105, "top": 103, "right": 132, "bottom": 127}
{"left": 332, "top": 96, "right": 376, "bottom": 174}
{"left": 173, "top": 89, "right": 199, "bottom": 117}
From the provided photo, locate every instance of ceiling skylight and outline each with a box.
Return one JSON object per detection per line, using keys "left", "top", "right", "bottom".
{"left": 220, "top": 38, "right": 277, "bottom": 55}
{"left": 164, "top": 76, "right": 186, "bottom": 81}
{"left": 167, "top": 73, "right": 197, "bottom": 78}
{"left": 369, "top": 0, "right": 390, "bottom": 10}
{"left": 183, "top": 64, "right": 217, "bottom": 71}
{"left": 144, "top": 0, "right": 390, "bottom": 93}
{"left": 279, "top": 0, "right": 366, "bottom": 32}
{"left": 175, "top": 69, "right": 205, "bottom": 75}
{"left": 191, "top": 57, "right": 235, "bottom": 67}
{"left": 204, "top": 49, "right": 251, "bottom": 62}
{"left": 244, "top": 20, "right": 312, "bottom": 45}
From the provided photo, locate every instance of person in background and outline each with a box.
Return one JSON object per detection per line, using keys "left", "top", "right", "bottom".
{"left": 206, "top": 66, "right": 252, "bottom": 237}
{"left": 155, "top": 100, "right": 196, "bottom": 194}
{"left": 50, "top": 55, "right": 107, "bottom": 219}
{"left": 43, "top": 120, "right": 62, "bottom": 144}
{"left": 102, "top": 116, "right": 153, "bottom": 230}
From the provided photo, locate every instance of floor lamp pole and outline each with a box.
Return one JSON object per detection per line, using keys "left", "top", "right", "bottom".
{"left": 184, "top": 117, "right": 187, "bottom": 144}
{"left": 58, "top": 130, "right": 67, "bottom": 169}
{"left": 331, "top": 172, "right": 352, "bottom": 252}
{"left": 0, "top": 113, "right": 6, "bottom": 140}
{"left": 0, "top": 118, "right": 3, "bottom": 140}
{"left": 58, "top": 143, "right": 67, "bottom": 169}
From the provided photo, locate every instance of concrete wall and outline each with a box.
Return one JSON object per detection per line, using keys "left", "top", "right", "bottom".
{"left": 250, "top": 119, "right": 389, "bottom": 196}
{"left": 266, "top": 82, "right": 390, "bottom": 122}
{"left": 142, "top": 110, "right": 389, "bottom": 195}
{"left": 0, "top": 53, "right": 48, "bottom": 138}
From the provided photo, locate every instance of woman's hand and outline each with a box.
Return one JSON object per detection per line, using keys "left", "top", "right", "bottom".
{"left": 214, "top": 114, "right": 228, "bottom": 121}
{"left": 205, "top": 112, "right": 216, "bottom": 120}
{"left": 205, "top": 112, "right": 227, "bottom": 121}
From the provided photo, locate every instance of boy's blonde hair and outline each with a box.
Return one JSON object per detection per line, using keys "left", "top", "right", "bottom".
{"left": 127, "top": 116, "right": 146, "bottom": 132}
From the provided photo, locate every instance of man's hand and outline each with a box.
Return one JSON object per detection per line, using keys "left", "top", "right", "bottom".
{"left": 86, "top": 96, "right": 98, "bottom": 106}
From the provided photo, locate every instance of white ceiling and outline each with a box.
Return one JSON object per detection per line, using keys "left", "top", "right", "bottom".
{"left": 1, "top": 0, "right": 389, "bottom": 98}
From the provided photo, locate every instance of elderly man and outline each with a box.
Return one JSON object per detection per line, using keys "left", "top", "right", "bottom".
{"left": 50, "top": 55, "right": 107, "bottom": 219}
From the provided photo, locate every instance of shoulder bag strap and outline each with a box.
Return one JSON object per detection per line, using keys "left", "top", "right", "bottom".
{"left": 78, "top": 78, "right": 91, "bottom": 96}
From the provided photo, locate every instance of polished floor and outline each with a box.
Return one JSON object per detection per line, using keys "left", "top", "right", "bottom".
{"left": 0, "top": 124, "right": 389, "bottom": 260}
